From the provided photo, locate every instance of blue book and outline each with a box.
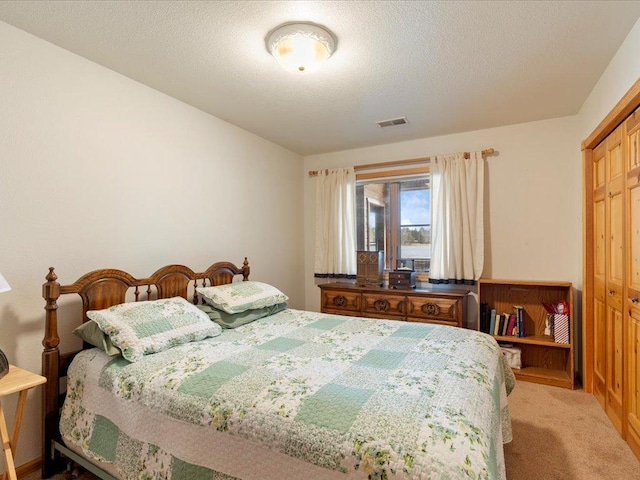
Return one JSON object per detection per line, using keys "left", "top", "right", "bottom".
{"left": 513, "top": 306, "right": 524, "bottom": 337}
{"left": 489, "top": 309, "right": 496, "bottom": 336}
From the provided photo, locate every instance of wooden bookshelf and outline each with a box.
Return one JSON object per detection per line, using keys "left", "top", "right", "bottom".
{"left": 478, "top": 279, "right": 574, "bottom": 389}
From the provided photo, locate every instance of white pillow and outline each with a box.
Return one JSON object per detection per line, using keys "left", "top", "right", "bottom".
{"left": 196, "top": 281, "right": 288, "bottom": 314}
{"left": 87, "top": 296, "right": 221, "bottom": 362}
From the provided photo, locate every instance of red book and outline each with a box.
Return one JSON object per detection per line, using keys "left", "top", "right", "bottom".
{"left": 506, "top": 314, "right": 517, "bottom": 336}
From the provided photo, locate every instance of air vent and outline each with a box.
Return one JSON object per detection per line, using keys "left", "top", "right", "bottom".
{"left": 376, "top": 117, "right": 408, "bottom": 128}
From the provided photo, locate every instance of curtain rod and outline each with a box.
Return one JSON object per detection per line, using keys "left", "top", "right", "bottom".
{"left": 308, "top": 147, "right": 495, "bottom": 177}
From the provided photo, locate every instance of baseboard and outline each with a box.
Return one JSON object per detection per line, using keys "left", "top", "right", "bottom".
{"left": 16, "top": 457, "right": 40, "bottom": 479}
{"left": 627, "top": 424, "right": 640, "bottom": 463}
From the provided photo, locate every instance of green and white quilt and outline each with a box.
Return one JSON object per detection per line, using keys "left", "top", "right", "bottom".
{"left": 61, "top": 309, "right": 515, "bottom": 480}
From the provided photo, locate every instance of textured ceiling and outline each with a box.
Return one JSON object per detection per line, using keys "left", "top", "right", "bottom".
{"left": 1, "top": 1, "right": 639, "bottom": 155}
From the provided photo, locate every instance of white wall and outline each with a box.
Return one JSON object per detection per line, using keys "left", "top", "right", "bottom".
{"left": 578, "top": 17, "right": 640, "bottom": 138}
{"left": 303, "top": 116, "right": 583, "bottom": 321}
{"left": 0, "top": 21, "right": 303, "bottom": 469}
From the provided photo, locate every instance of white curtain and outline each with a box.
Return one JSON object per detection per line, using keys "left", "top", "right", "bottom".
{"left": 314, "top": 168, "right": 357, "bottom": 278}
{"left": 429, "top": 152, "right": 484, "bottom": 284}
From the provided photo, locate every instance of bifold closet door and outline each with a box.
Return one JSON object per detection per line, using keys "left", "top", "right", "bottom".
{"left": 625, "top": 109, "right": 640, "bottom": 456}
{"left": 593, "top": 141, "right": 607, "bottom": 408}
{"left": 605, "top": 125, "right": 625, "bottom": 433}
{"left": 585, "top": 78, "right": 640, "bottom": 462}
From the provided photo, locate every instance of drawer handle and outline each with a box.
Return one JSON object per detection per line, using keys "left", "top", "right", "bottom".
{"left": 631, "top": 297, "right": 639, "bottom": 304}
{"left": 422, "top": 303, "right": 440, "bottom": 316}
{"left": 333, "top": 295, "right": 347, "bottom": 307}
{"left": 609, "top": 290, "right": 615, "bottom": 296}
{"left": 373, "top": 298, "right": 389, "bottom": 311}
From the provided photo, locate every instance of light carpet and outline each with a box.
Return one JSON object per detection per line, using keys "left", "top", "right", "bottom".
{"left": 504, "top": 380, "right": 639, "bottom": 479}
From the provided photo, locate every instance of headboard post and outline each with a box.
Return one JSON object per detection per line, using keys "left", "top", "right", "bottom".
{"left": 42, "top": 267, "right": 61, "bottom": 351}
{"left": 42, "top": 267, "right": 63, "bottom": 477}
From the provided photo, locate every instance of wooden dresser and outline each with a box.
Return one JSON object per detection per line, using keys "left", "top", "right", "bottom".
{"left": 318, "top": 282, "right": 469, "bottom": 328}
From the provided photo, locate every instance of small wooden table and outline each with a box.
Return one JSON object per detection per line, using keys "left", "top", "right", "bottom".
{"left": 0, "top": 366, "right": 46, "bottom": 480}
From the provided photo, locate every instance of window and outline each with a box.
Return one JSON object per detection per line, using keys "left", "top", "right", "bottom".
{"left": 356, "top": 174, "right": 431, "bottom": 274}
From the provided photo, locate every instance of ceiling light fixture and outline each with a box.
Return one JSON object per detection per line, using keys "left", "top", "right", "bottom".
{"left": 266, "top": 22, "right": 337, "bottom": 74}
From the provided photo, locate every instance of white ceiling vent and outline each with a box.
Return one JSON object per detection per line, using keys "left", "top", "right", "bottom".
{"left": 376, "top": 117, "right": 408, "bottom": 128}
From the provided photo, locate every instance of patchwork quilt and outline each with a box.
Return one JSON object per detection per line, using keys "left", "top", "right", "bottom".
{"left": 61, "top": 309, "right": 515, "bottom": 480}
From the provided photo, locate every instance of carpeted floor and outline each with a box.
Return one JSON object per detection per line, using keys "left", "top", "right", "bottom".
{"left": 23, "top": 380, "right": 640, "bottom": 479}
{"left": 505, "top": 380, "right": 640, "bottom": 479}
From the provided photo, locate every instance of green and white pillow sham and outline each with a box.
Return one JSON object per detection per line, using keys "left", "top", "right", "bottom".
{"left": 197, "top": 302, "right": 287, "bottom": 329}
{"left": 73, "top": 320, "right": 121, "bottom": 356}
{"left": 86, "top": 296, "right": 221, "bottom": 362}
{"left": 196, "top": 281, "right": 288, "bottom": 314}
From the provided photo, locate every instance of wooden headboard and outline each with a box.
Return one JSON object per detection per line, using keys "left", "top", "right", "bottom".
{"left": 41, "top": 258, "right": 250, "bottom": 477}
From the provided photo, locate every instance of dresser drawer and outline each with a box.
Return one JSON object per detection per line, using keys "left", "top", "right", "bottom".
{"left": 321, "top": 289, "right": 361, "bottom": 314}
{"left": 362, "top": 292, "right": 406, "bottom": 318}
{"left": 406, "top": 296, "right": 460, "bottom": 324}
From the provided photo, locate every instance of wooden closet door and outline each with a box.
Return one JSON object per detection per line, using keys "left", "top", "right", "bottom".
{"left": 625, "top": 109, "right": 640, "bottom": 456}
{"left": 605, "top": 125, "right": 626, "bottom": 433}
{"left": 593, "top": 141, "right": 607, "bottom": 408}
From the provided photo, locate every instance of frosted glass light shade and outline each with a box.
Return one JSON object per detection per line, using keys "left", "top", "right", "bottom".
{"left": 0, "top": 272, "right": 10, "bottom": 293}
{"left": 267, "top": 22, "right": 336, "bottom": 74}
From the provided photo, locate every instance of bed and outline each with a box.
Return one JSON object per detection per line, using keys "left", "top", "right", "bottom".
{"left": 42, "top": 259, "right": 515, "bottom": 480}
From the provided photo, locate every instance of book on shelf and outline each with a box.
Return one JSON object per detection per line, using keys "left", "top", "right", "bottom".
{"left": 501, "top": 313, "right": 510, "bottom": 335}
{"left": 489, "top": 309, "right": 496, "bottom": 335}
{"left": 506, "top": 313, "right": 517, "bottom": 336}
{"left": 480, "top": 302, "right": 490, "bottom": 333}
{"left": 494, "top": 313, "right": 504, "bottom": 335}
{"left": 496, "top": 314, "right": 502, "bottom": 335}
{"left": 513, "top": 306, "right": 524, "bottom": 337}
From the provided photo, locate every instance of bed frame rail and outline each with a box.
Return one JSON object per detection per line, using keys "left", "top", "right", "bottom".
{"left": 42, "top": 259, "right": 250, "bottom": 478}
